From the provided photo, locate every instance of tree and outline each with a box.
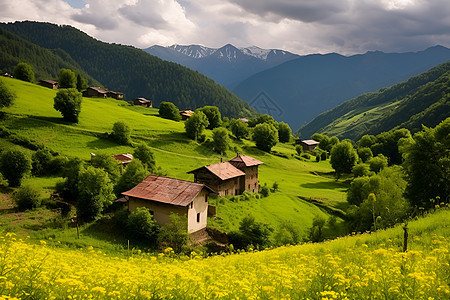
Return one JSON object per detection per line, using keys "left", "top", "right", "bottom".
{"left": 133, "top": 143, "right": 156, "bottom": 172}
{"left": 212, "top": 127, "right": 230, "bottom": 154}
{"left": 13, "top": 62, "right": 34, "bottom": 82}
{"left": 157, "top": 213, "right": 189, "bottom": 253}
{"left": 58, "top": 157, "right": 84, "bottom": 200}
{"left": 309, "top": 215, "right": 326, "bottom": 242}
{"left": 252, "top": 123, "right": 278, "bottom": 152}
{"left": 357, "top": 147, "right": 373, "bottom": 163}
{"left": 184, "top": 111, "right": 209, "bottom": 141}
{"left": 278, "top": 122, "right": 291, "bottom": 143}
{"left": 90, "top": 153, "right": 121, "bottom": 183}
{"left": 158, "top": 101, "right": 181, "bottom": 121}
{"left": 127, "top": 207, "right": 159, "bottom": 243}
{"left": 76, "top": 74, "right": 88, "bottom": 91}
{"left": 352, "top": 163, "right": 371, "bottom": 178}
{"left": 115, "top": 159, "right": 148, "bottom": 195}
{"left": 77, "top": 166, "right": 115, "bottom": 221}
{"left": 53, "top": 88, "right": 82, "bottom": 122}
{"left": 402, "top": 118, "right": 450, "bottom": 209}
{"left": 295, "top": 145, "right": 303, "bottom": 155}
{"left": 358, "top": 134, "right": 376, "bottom": 148}
{"left": 0, "top": 150, "right": 31, "bottom": 187}
{"left": 31, "top": 149, "right": 53, "bottom": 176}
{"left": 58, "top": 68, "right": 77, "bottom": 88}
{"left": 274, "top": 221, "right": 301, "bottom": 246}
{"left": 230, "top": 119, "right": 249, "bottom": 139}
{"left": 197, "top": 106, "right": 221, "bottom": 129}
{"left": 330, "top": 141, "right": 359, "bottom": 176}
{"left": 13, "top": 184, "right": 41, "bottom": 210}
{"left": 368, "top": 154, "right": 388, "bottom": 173}
{"left": 229, "top": 215, "right": 272, "bottom": 249}
{"left": 0, "top": 79, "right": 15, "bottom": 109}
{"left": 248, "top": 114, "right": 277, "bottom": 128}
{"left": 112, "top": 121, "right": 131, "bottom": 145}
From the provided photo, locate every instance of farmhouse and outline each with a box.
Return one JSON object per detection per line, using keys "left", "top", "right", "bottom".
{"left": 188, "top": 155, "right": 263, "bottom": 195}
{"left": 180, "top": 109, "right": 194, "bottom": 120}
{"left": 112, "top": 153, "right": 133, "bottom": 165}
{"left": 122, "top": 175, "right": 213, "bottom": 233}
{"left": 134, "top": 97, "right": 153, "bottom": 107}
{"left": 296, "top": 139, "right": 320, "bottom": 151}
{"left": 107, "top": 91, "right": 124, "bottom": 100}
{"left": 39, "top": 79, "right": 58, "bottom": 89}
{"left": 83, "top": 87, "right": 108, "bottom": 98}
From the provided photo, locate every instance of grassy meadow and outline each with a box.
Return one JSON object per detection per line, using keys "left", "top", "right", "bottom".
{"left": 0, "top": 77, "right": 349, "bottom": 244}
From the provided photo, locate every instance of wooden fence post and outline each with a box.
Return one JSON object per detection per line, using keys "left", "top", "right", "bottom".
{"left": 403, "top": 224, "right": 408, "bottom": 252}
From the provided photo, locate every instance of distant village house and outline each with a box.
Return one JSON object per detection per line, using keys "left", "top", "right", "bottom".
{"left": 83, "top": 87, "right": 108, "bottom": 98}
{"left": 122, "top": 175, "right": 213, "bottom": 233}
{"left": 107, "top": 91, "right": 124, "bottom": 100}
{"left": 180, "top": 110, "right": 194, "bottom": 120}
{"left": 39, "top": 79, "right": 58, "bottom": 89}
{"left": 296, "top": 139, "right": 320, "bottom": 151}
{"left": 188, "top": 155, "right": 263, "bottom": 196}
{"left": 112, "top": 153, "right": 133, "bottom": 165}
{"left": 133, "top": 98, "right": 153, "bottom": 107}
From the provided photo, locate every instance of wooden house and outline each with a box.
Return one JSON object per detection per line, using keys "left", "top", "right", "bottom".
{"left": 180, "top": 110, "right": 194, "bottom": 120}
{"left": 188, "top": 161, "right": 245, "bottom": 196}
{"left": 134, "top": 98, "right": 153, "bottom": 107}
{"left": 122, "top": 175, "right": 213, "bottom": 233}
{"left": 296, "top": 139, "right": 319, "bottom": 151}
{"left": 83, "top": 87, "right": 108, "bottom": 98}
{"left": 107, "top": 91, "right": 124, "bottom": 100}
{"left": 39, "top": 79, "right": 58, "bottom": 89}
{"left": 228, "top": 155, "right": 263, "bottom": 193}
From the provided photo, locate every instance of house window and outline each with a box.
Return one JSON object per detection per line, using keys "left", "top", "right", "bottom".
{"left": 197, "top": 213, "right": 200, "bottom": 223}
{"left": 248, "top": 184, "right": 250, "bottom": 189}
{"left": 190, "top": 202, "right": 193, "bottom": 209}
{"left": 205, "top": 194, "right": 208, "bottom": 202}
{"left": 254, "top": 183, "right": 257, "bottom": 187}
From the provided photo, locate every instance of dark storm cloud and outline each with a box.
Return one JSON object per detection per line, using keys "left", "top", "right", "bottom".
{"left": 72, "top": 12, "right": 119, "bottom": 30}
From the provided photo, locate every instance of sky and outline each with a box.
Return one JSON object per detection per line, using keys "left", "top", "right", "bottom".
{"left": 1, "top": 0, "right": 450, "bottom": 55}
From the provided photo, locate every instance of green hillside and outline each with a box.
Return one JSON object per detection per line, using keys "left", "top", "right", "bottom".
{"left": 0, "top": 26, "right": 99, "bottom": 85}
{"left": 0, "top": 77, "right": 348, "bottom": 241}
{"left": 297, "top": 62, "right": 450, "bottom": 140}
{"left": 0, "top": 208, "right": 448, "bottom": 299}
{"left": 0, "top": 21, "right": 256, "bottom": 118}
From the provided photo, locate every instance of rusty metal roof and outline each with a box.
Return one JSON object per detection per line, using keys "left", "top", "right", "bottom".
{"left": 88, "top": 87, "right": 108, "bottom": 94}
{"left": 122, "top": 175, "right": 212, "bottom": 207}
{"left": 300, "top": 139, "right": 319, "bottom": 146}
{"left": 229, "top": 155, "right": 263, "bottom": 167}
{"left": 112, "top": 153, "right": 133, "bottom": 164}
{"left": 188, "top": 162, "right": 245, "bottom": 181}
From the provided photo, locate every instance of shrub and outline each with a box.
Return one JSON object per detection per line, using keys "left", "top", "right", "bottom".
{"left": 13, "top": 62, "right": 34, "bottom": 82}
{"left": 253, "top": 123, "right": 278, "bottom": 152}
{"left": 352, "top": 163, "right": 371, "bottom": 178}
{"left": 90, "top": 153, "right": 121, "bottom": 183}
{"left": 158, "top": 102, "right": 181, "bottom": 121}
{"left": 0, "top": 79, "right": 15, "bottom": 109}
{"left": 53, "top": 88, "right": 82, "bottom": 123}
{"left": 330, "top": 141, "right": 359, "bottom": 177}
{"left": 32, "top": 149, "right": 53, "bottom": 176}
{"left": 197, "top": 106, "right": 221, "bottom": 129}
{"left": 368, "top": 154, "right": 388, "bottom": 173}
{"left": 157, "top": 213, "right": 188, "bottom": 253}
{"left": 230, "top": 119, "right": 249, "bottom": 139}
{"left": 127, "top": 207, "right": 159, "bottom": 244}
{"left": 58, "top": 68, "right": 77, "bottom": 88}
{"left": 228, "top": 215, "right": 272, "bottom": 249}
{"left": 357, "top": 147, "right": 373, "bottom": 163}
{"left": 133, "top": 143, "right": 156, "bottom": 172}
{"left": 320, "top": 151, "right": 327, "bottom": 161}
{"left": 115, "top": 159, "right": 148, "bottom": 195}
{"left": 112, "top": 121, "right": 131, "bottom": 145}
{"left": 0, "top": 150, "right": 31, "bottom": 187}
{"left": 259, "top": 184, "right": 270, "bottom": 197}
{"left": 277, "top": 122, "right": 291, "bottom": 143}
{"left": 309, "top": 215, "right": 326, "bottom": 242}
{"left": 295, "top": 145, "right": 303, "bottom": 155}
{"left": 13, "top": 184, "right": 41, "bottom": 210}
{"left": 185, "top": 111, "right": 209, "bottom": 141}
{"left": 301, "top": 153, "right": 310, "bottom": 159}
{"left": 212, "top": 127, "right": 230, "bottom": 154}
{"left": 315, "top": 155, "right": 320, "bottom": 162}
{"left": 274, "top": 221, "right": 301, "bottom": 246}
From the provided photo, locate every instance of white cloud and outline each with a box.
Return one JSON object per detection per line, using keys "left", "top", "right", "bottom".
{"left": 0, "top": 0, "right": 449, "bottom": 55}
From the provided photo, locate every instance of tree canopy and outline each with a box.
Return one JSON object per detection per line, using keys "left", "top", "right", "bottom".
{"left": 252, "top": 122, "right": 278, "bottom": 152}
{"left": 0, "top": 149, "right": 31, "bottom": 187}
{"left": 185, "top": 111, "right": 209, "bottom": 141}
{"left": 0, "top": 79, "right": 15, "bottom": 109}
{"left": 197, "top": 106, "right": 221, "bottom": 129}
{"left": 58, "top": 68, "right": 77, "bottom": 88}
{"left": 159, "top": 101, "right": 181, "bottom": 121}
{"left": 330, "top": 141, "right": 359, "bottom": 176}
{"left": 13, "top": 62, "right": 34, "bottom": 82}
{"left": 212, "top": 127, "right": 230, "bottom": 154}
{"left": 112, "top": 121, "right": 131, "bottom": 145}
{"left": 53, "top": 88, "right": 82, "bottom": 123}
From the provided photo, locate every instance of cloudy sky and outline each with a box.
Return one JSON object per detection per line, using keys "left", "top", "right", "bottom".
{"left": 1, "top": 0, "right": 449, "bottom": 55}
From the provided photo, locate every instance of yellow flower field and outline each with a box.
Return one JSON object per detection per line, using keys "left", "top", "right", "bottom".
{"left": 0, "top": 211, "right": 449, "bottom": 299}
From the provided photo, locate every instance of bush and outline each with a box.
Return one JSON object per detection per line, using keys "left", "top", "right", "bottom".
{"left": 320, "top": 151, "right": 327, "bottom": 161}
{"left": 185, "top": 111, "right": 209, "bottom": 141}
{"left": 0, "top": 150, "right": 31, "bottom": 187}
{"left": 90, "top": 153, "right": 121, "bottom": 183}
{"left": 211, "top": 127, "right": 230, "bottom": 154}
{"left": 259, "top": 184, "right": 270, "bottom": 197}
{"left": 309, "top": 215, "right": 326, "bottom": 242}
{"left": 58, "top": 68, "right": 77, "bottom": 88}
{"left": 158, "top": 102, "right": 181, "bottom": 121}
{"left": 352, "top": 164, "right": 371, "bottom": 178}
{"left": 197, "top": 106, "right": 221, "bottom": 129}
{"left": 115, "top": 159, "right": 148, "bottom": 195}
{"left": 8, "top": 134, "right": 44, "bottom": 151}
{"left": 277, "top": 122, "right": 291, "bottom": 143}
{"left": 301, "top": 153, "right": 310, "bottom": 159}
{"left": 228, "top": 215, "right": 272, "bottom": 249}
{"left": 0, "top": 79, "right": 15, "bottom": 109}
{"left": 315, "top": 155, "right": 320, "bottom": 162}
{"left": 112, "top": 121, "right": 131, "bottom": 145}
{"left": 368, "top": 154, "right": 388, "bottom": 173}
{"left": 127, "top": 207, "right": 159, "bottom": 244}
{"left": 253, "top": 123, "right": 278, "bottom": 152}
{"left": 32, "top": 149, "right": 53, "bottom": 176}
{"left": 53, "top": 88, "right": 82, "bottom": 123}
{"left": 295, "top": 145, "right": 303, "bottom": 155}
{"left": 357, "top": 147, "right": 373, "bottom": 163}
{"left": 133, "top": 143, "right": 156, "bottom": 172}
{"left": 13, "top": 184, "right": 42, "bottom": 210}
{"left": 330, "top": 141, "right": 359, "bottom": 177}
{"left": 157, "top": 213, "right": 188, "bottom": 253}
{"left": 13, "top": 62, "right": 34, "bottom": 82}
{"left": 230, "top": 119, "right": 249, "bottom": 139}
{"left": 274, "top": 221, "right": 301, "bottom": 246}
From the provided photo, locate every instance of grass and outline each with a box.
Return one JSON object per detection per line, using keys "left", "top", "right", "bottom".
{"left": 0, "top": 77, "right": 349, "bottom": 244}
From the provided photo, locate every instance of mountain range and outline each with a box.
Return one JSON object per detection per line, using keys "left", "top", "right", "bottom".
{"left": 144, "top": 44, "right": 298, "bottom": 88}
{"left": 0, "top": 21, "right": 256, "bottom": 117}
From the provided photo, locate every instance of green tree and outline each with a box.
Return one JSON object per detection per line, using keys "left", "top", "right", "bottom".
{"left": 274, "top": 221, "right": 301, "bottom": 246}
{"left": 0, "top": 79, "right": 15, "bottom": 109}
{"left": 368, "top": 154, "right": 388, "bottom": 173}
{"left": 127, "top": 207, "right": 159, "bottom": 244}
{"left": 58, "top": 157, "right": 84, "bottom": 200}
{"left": 278, "top": 122, "right": 291, "bottom": 143}
{"left": 330, "top": 141, "right": 359, "bottom": 176}
{"left": 197, "top": 106, "right": 222, "bottom": 129}
{"left": 77, "top": 166, "right": 115, "bottom": 221}
{"left": 229, "top": 215, "right": 272, "bottom": 249}
{"left": 133, "top": 143, "right": 156, "bottom": 172}
{"left": 358, "top": 134, "right": 376, "bottom": 148}
{"left": 212, "top": 127, "right": 230, "bottom": 154}
{"left": 13, "top": 62, "right": 34, "bottom": 82}
{"left": 31, "top": 149, "right": 53, "bottom": 176}
{"left": 185, "top": 111, "right": 209, "bottom": 141}
{"left": 112, "top": 121, "right": 131, "bottom": 145}
{"left": 115, "top": 159, "right": 148, "bottom": 195}
{"left": 309, "top": 215, "right": 326, "bottom": 242}
{"left": 402, "top": 118, "right": 450, "bottom": 209}
{"left": 252, "top": 123, "right": 278, "bottom": 152}
{"left": 90, "top": 153, "right": 121, "bottom": 183}
{"left": 230, "top": 119, "right": 249, "bottom": 139}
{"left": 352, "top": 163, "right": 371, "bottom": 178}
{"left": 13, "top": 184, "right": 41, "bottom": 210}
{"left": 357, "top": 147, "right": 373, "bottom": 163}
{"left": 0, "top": 150, "right": 31, "bottom": 187}
{"left": 158, "top": 101, "right": 181, "bottom": 121}
{"left": 295, "top": 145, "right": 303, "bottom": 155}
{"left": 76, "top": 74, "right": 88, "bottom": 91}
{"left": 248, "top": 114, "right": 277, "bottom": 128}
{"left": 157, "top": 213, "right": 188, "bottom": 253}
{"left": 53, "top": 88, "right": 82, "bottom": 122}
{"left": 58, "top": 68, "right": 77, "bottom": 88}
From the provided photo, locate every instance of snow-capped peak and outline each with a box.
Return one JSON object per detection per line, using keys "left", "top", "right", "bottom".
{"left": 169, "top": 44, "right": 216, "bottom": 59}
{"left": 239, "top": 46, "right": 272, "bottom": 60}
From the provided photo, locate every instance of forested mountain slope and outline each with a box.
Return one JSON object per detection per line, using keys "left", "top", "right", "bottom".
{"left": 0, "top": 21, "right": 255, "bottom": 117}
{"left": 297, "top": 62, "right": 450, "bottom": 140}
